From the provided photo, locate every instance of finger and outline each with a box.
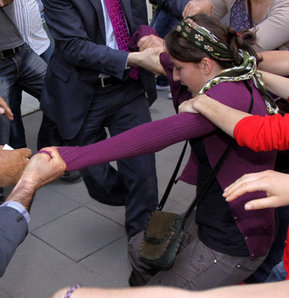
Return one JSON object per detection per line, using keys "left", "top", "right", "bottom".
{"left": 39, "top": 146, "right": 67, "bottom": 171}
{"left": 225, "top": 179, "right": 270, "bottom": 202}
{"left": 244, "top": 196, "right": 278, "bottom": 210}
{"left": 39, "top": 146, "right": 61, "bottom": 159}
{"left": 223, "top": 172, "right": 266, "bottom": 196}
{"left": 5, "top": 108, "right": 14, "bottom": 121}
{"left": 16, "top": 148, "right": 32, "bottom": 159}
{"left": 38, "top": 150, "right": 53, "bottom": 159}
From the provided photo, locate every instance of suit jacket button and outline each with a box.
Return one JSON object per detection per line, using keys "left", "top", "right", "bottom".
{"left": 17, "top": 214, "right": 24, "bottom": 222}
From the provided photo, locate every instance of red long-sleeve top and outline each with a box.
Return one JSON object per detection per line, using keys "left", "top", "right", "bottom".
{"left": 233, "top": 113, "right": 289, "bottom": 152}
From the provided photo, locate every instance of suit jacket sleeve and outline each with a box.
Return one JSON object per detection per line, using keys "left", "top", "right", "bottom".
{"left": 0, "top": 207, "right": 28, "bottom": 277}
{"left": 43, "top": 0, "right": 129, "bottom": 79}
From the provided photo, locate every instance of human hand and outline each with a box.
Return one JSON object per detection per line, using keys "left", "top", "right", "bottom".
{"left": 223, "top": 170, "right": 289, "bottom": 210}
{"left": 0, "top": 0, "right": 14, "bottom": 7}
{"left": 183, "top": 0, "right": 212, "bottom": 18}
{"left": 178, "top": 94, "right": 209, "bottom": 114}
{"left": 0, "top": 146, "right": 31, "bottom": 187}
{"left": 20, "top": 147, "right": 66, "bottom": 190}
{"left": 139, "top": 47, "right": 165, "bottom": 75}
{"left": 0, "top": 96, "right": 13, "bottom": 121}
{"left": 137, "top": 35, "right": 165, "bottom": 52}
{"left": 128, "top": 47, "right": 165, "bottom": 75}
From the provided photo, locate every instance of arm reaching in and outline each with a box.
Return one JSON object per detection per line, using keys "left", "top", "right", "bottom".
{"left": 5, "top": 147, "right": 66, "bottom": 211}
{"left": 178, "top": 94, "right": 250, "bottom": 137}
{"left": 223, "top": 170, "right": 289, "bottom": 211}
{"left": 259, "top": 51, "right": 289, "bottom": 76}
{"left": 260, "top": 70, "right": 289, "bottom": 100}
{"left": 52, "top": 280, "right": 289, "bottom": 298}
{"left": 178, "top": 93, "right": 289, "bottom": 152}
{"left": 182, "top": 0, "right": 212, "bottom": 18}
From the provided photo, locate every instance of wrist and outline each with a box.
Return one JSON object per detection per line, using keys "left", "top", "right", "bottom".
{"left": 127, "top": 52, "right": 142, "bottom": 67}
{"left": 193, "top": 94, "right": 207, "bottom": 112}
{"left": 6, "top": 178, "right": 36, "bottom": 211}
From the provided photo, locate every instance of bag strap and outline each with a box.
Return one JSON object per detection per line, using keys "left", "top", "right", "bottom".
{"left": 157, "top": 139, "right": 189, "bottom": 210}
{"left": 184, "top": 80, "right": 255, "bottom": 221}
{"left": 158, "top": 80, "right": 254, "bottom": 219}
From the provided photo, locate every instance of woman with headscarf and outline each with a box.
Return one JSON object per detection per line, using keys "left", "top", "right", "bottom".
{"left": 55, "top": 13, "right": 278, "bottom": 289}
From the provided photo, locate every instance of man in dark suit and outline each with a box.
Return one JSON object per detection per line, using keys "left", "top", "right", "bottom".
{"left": 41, "top": 0, "right": 161, "bottom": 239}
{"left": 0, "top": 146, "right": 66, "bottom": 277}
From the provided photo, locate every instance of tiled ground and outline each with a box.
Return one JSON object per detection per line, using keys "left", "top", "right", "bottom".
{"left": 0, "top": 89, "right": 195, "bottom": 298}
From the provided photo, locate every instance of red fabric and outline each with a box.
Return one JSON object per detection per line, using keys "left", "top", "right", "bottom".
{"left": 284, "top": 228, "right": 289, "bottom": 280}
{"left": 233, "top": 114, "right": 289, "bottom": 152}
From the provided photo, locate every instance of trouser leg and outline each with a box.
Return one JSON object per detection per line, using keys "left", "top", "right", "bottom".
{"left": 129, "top": 216, "right": 266, "bottom": 290}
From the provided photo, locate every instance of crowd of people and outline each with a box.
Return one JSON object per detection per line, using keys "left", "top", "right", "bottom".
{"left": 0, "top": 0, "right": 289, "bottom": 297}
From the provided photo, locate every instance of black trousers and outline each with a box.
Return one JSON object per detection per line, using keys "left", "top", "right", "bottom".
{"left": 67, "top": 79, "right": 158, "bottom": 239}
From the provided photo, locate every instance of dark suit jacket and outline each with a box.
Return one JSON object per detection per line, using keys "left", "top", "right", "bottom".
{"left": 0, "top": 207, "right": 28, "bottom": 277}
{"left": 42, "top": 0, "right": 157, "bottom": 139}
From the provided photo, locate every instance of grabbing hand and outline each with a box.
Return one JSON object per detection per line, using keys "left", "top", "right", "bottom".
{"left": 0, "top": 146, "right": 31, "bottom": 187}
{"left": 223, "top": 170, "right": 289, "bottom": 210}
{"left": 20, "top": 147, "right": 66, "bottom": 190}
{"left": 0, "top": 96, "right": 13, "bottom": 120}
{"left": 182, "top": 0, "right": 212, "bottom": 18}
{"left": 178, "top": 94, "right": 209, "bottom": 114}
{"left": 137, "top": 35, "right": 165, "bottom": 52}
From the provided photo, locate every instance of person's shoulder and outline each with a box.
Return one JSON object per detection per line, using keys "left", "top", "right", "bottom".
{"left": 271, "top": 0, "right": 289, "bottom": 8}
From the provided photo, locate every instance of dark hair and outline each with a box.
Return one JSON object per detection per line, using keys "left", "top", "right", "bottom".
{"left": 165, "top": 13, "right": 262, "bottom": 69}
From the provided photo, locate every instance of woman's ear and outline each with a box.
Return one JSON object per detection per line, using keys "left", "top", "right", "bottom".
{"left": 200, "top": 57, "right": 213, "bottom": 75}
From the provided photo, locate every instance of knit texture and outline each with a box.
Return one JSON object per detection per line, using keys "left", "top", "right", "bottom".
{"left": 233, "top": 114, "right": 289, "bottom": 152}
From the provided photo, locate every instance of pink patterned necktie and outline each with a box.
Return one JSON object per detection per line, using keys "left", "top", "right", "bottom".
{"left": 104, "top": 0, "right": 138, "bottom": 79}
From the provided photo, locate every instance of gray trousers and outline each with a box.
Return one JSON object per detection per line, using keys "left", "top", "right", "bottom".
{"left": 128, "top": 213, "right": 266, "bottom": 290}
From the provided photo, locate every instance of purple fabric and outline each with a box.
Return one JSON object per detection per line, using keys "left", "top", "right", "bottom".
{"left": 58, "top": 80, "right": 276, "bottom": 259}
{"left": 128, "top": 25, "right": 158, "bottom": 80}
{"left": 105, "top": 0, "right": 138, "bottom": 79}
{"left": 105, "top": 0, "right": 130, "bottom": 51}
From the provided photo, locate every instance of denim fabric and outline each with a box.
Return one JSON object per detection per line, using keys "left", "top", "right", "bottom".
{"left": 0, "top": 43, "right": 46, "bottom": 147}
{"left": 265, "top": 260, "right": 287, "bottom": 282}
{"left": 150, "top": 9, "right": 179, "bottom": 38}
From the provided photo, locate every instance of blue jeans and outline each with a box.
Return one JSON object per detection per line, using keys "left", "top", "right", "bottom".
{"left": 150, "top": 9, "right": 179, "bottom": 38}
{"left": 0, "top": 43, "right": 47, "bottom": 146}
{"left": 265, "top": 260, "right": 287, "bottom": 282}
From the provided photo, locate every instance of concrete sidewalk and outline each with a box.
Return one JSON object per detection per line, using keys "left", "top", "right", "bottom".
{"left": 0, "top": 90, "right": 195, "bottom": 298}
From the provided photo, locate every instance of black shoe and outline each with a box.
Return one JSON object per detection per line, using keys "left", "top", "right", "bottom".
{"left": 60, "top": 171, "right": 82, "bottom": 182}
{"left": 128, "top": 270, "right": 141, "bottom": 287}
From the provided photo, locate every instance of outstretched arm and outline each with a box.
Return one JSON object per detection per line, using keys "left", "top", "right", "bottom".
{"left": 259, "top": 51, "right": 289, "bottom": 76}
{"left": 52, "top": 280, "right": 289, "bottom": 298}
{"left": 0, "top": 147, "right": 65, "bottom": 276}
{"left": 260, "top": 70, "right": 289, "bottom": 100}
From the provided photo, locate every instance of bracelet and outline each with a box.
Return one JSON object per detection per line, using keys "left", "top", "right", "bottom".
{"left": 64, "top": 284, "right": 81, "bottom": 298}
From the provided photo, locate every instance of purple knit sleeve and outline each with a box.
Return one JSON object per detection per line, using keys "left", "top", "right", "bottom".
{"left": 58, "top": 112, "right": 217, "bottom": 171}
